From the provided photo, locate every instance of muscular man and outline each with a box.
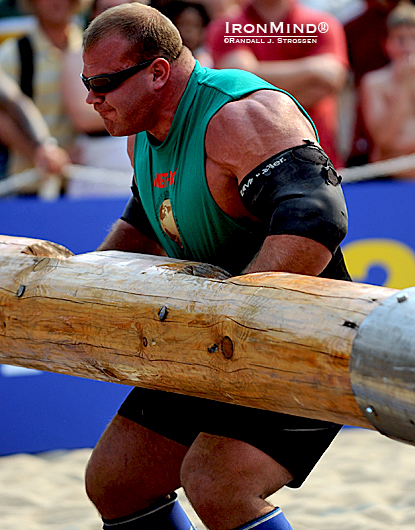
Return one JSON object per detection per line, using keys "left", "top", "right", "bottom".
{"left": 0, "top": 67, "right": 69, "bottom": 178}
{"left": 360, "top": 2, "right": 415, "bottom": 178}
{"left": 81, "top": 4, "right": 350, "bottom": 529}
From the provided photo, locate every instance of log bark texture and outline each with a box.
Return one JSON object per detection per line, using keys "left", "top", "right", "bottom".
{"left": 0, "top": 236, "right": 400, "bottom": 431}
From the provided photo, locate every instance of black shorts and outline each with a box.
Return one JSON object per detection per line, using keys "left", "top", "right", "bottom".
{"left": 118, "top": 387, "right": 342, "bottom": 488}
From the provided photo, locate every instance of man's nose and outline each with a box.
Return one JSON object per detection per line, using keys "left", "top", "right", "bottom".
{"left": 86, "top": 90, "right": 103, "bottom": 105}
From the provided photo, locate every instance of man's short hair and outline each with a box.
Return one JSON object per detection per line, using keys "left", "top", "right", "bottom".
{"left": 83, "top": 3, "right": 183, "bottom": 63}
{"left": 387, "top": 3, "right": 415, "bottom": 32}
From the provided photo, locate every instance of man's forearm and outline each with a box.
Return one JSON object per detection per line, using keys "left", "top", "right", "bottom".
{"left": 254, "top": 55, "right": 347, "bottom": 107}
{"left": 243, "top": 234, "right": 332, "bottom": 276}
{"left": 97, "top": 218, "right": 167, "bottom": 256}
{"left": 0, "top": 74, "right": 51, "bottom": 149}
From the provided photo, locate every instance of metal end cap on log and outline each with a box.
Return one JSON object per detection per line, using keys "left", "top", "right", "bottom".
{"left": 350, "top": 286, "right": 415, "bottom": 445}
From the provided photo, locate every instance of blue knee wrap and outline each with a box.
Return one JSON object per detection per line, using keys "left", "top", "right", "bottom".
{"left": 233, "top": 507, "right": 293, "bottom": 530}
{"left": 102, "top": 492, "right": 196, "bottom": 529}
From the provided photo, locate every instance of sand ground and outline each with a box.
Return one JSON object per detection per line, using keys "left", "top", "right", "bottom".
{"left": 1, "top": 427, "right": 414, "bottom": 530}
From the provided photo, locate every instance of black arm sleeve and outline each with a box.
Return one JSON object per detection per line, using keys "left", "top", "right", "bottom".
{"left": 238, "top": 142, "right": 348, "bottom": 254}
{"left": 121, "top": 182, "right": 158, "bottom": 242}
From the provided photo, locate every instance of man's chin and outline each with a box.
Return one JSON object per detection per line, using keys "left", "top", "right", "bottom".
{"left": 103, "top": 122, "right": 124, "bottom": 137}
{"left": 104, "top": 118, "right": 136, "bottom": 137}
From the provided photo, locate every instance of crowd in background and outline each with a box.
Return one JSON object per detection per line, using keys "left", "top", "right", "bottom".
{"left": 0, "top": 0, "right": 414, "bottom": 198}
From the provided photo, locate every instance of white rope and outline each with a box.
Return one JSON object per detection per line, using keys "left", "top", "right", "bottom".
{"left": 3, "top": 154, "right": 414, "bottom": 198}
{"left": 340, "top": 153, "right": 415, "bottom": 183}
{"left": 0, "top": 164, "right": 132, "bottom": 199}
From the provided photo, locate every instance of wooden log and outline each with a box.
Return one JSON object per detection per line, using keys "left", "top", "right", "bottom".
{"left": 1, "top": 235, "right": 415, "bottom": 445}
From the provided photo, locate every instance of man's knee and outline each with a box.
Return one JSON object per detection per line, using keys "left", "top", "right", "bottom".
{"left": 180, "top": 433, "right": 293, "bottom": 528}
{"left": 181, "top": 433, "right": 292, "bottom": 494}
{"left": 84, "top": 446, "right": 110, "bottom": 506}
{"left": 85, "top": 432, "right": 131, "bottom": 511}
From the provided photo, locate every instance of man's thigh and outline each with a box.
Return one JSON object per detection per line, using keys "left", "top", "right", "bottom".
{"left": 85, "top": 413, "right": 189, "bottom": 518}
{"left": 117, "top": 387, "right": 342, "bottom": 489}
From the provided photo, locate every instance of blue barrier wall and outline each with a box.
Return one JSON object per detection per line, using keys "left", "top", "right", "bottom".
{"left": 0, "top": 180, "right": 414, "bottom": 455}
{"left": 0, "top": 197, "right": 130, "bottom": 455}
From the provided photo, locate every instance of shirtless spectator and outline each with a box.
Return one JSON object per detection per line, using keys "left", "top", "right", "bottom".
{"left": 344, "top": 0, "right": 402, "bottom": 167}
{"left": 360, "top": 2, "right": 415, "bottom": 178}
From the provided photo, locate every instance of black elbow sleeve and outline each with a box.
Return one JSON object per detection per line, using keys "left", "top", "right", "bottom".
{"left": 238, "top": 142, "right": 348, "bottom": 254}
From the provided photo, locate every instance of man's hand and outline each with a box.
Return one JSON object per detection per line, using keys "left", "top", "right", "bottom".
{"left": 33, "top": 139, "right": 70, "bottom": 176}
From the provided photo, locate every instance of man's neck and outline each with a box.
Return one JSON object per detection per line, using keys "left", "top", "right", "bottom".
{"left": 149, "top": 49, "right": 196, "bottom": 143}
{"left": 38, "top": 21, "right": 70, "bottom": 50}
{"left": 251, "top": 0, "right": 292, "bottom": 22}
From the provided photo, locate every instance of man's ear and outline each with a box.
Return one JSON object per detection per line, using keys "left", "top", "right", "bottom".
{"left": 151, "top": 58, "right": 170, "bottom": 89}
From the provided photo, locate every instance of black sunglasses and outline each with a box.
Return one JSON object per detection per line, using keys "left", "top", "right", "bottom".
{"left": 80, "top": 58, "right": 156, "bottom": 94}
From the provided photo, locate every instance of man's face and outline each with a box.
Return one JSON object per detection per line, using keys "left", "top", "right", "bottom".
{"left": 386, "top": 24, "right": 415, "bottom": 61}
{"left": 174, "top": 7, "right": 205, "bottom": 52}
{"left": 82, "top": 35, "right": 156, "bottom": 137}
{"left": 33, "top": 0, "right": 73, "bottom": 25}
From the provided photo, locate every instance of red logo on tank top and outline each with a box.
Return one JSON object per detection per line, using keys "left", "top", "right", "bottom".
{"left": 154, "top": 169, "right": 176, "bottom": 188}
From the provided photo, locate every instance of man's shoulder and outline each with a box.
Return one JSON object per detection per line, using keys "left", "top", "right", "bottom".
{"left": 209, "top": 89, "right": 308, "bottom": 126}
{"left": 195, "top": 69, "right": 313, "bottom": 135}
{"left": 196, "top": 64, "right": 276, "bottom": 96}
{"left": 204, "top": 89, "right": 318, "bottom": 186}
{"left": 206, "top": 90, "right": 315, "bottom": 164}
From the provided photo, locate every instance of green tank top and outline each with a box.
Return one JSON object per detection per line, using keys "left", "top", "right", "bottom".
{"left": 133, "top": 61, "right": 317, "bottom": 275}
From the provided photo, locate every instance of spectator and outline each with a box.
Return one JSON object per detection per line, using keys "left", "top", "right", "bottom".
{"left": 0, "top": 0, "right": 86, "bottom": 194}
{"left": 345, "top": 0, "right": 403, "bottom": 85}
{"left": 61, "top": 0, "right": 136, "bottom": 197}
{"left": 0, "top": 66, "right": 69, "bottom": 187}
{"left": 359, "top": 2, "right": 415, "bottom": 178}
{"left": 161, "top": 0, "right": 213, "bottom": 66}
{"left": 207, "top": 0, "right": 349, "bottom": 167}
{"left": 344, "top": 0, "right": 403, "bottom": 166}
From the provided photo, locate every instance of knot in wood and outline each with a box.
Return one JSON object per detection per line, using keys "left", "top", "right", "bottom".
{"left": 221, "top": 336, "right": 234, "bottom": 359}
